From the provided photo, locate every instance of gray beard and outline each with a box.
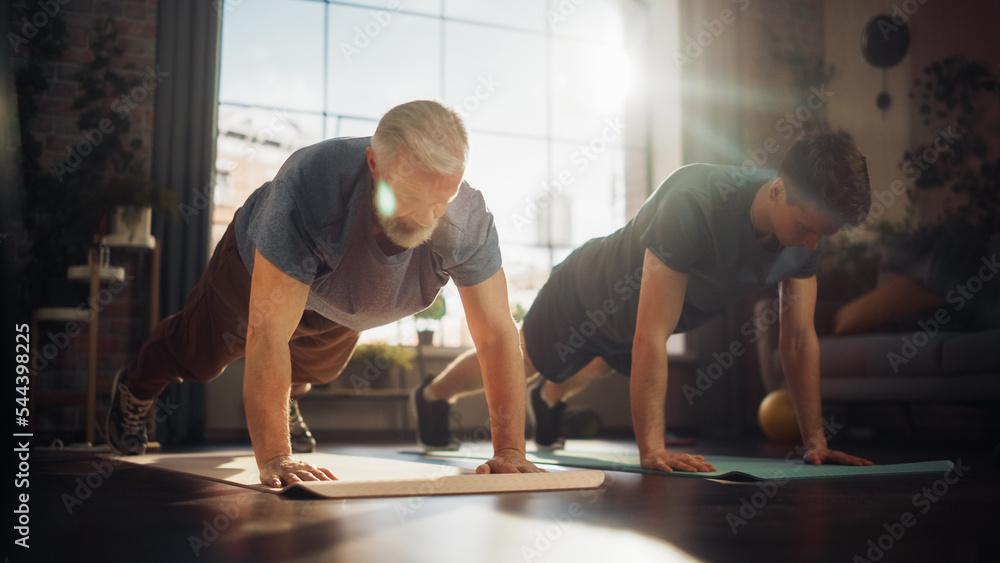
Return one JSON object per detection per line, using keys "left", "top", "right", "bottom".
{"left": 377, "top": 212, "right": 437, "bottom": 248}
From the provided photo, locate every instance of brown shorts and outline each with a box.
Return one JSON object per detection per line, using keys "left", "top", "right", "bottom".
{"left": 126, "top": 216, "right": 359, "bottom": 399}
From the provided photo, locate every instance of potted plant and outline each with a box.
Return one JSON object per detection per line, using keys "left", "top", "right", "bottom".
{"left": 905, "top": 55, "right": 1000, "bottom": 231}
{"left": 95, "top": 167, "right": 178, "bottom": 246}
{"left": 414, "top": 293, "right": 446, "bottom": 346}
{"left": 510, "top": 302, "right": 527, "bottom": 324}
{"left": 342, "top": 343, "right": 414, "bottom": 391}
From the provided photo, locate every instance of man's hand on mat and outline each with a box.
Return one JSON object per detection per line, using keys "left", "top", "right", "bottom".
{"left": 803, "top": 446, "right": 874, "bottom": 467}
{"left": 259, "top": 455, "right": 338, "bottom": 487}
{"left": 476, "top": 448, "right": 547, "bottom": 474}
{"left": 641, "top": 448, "right": 717, "bottom": 473}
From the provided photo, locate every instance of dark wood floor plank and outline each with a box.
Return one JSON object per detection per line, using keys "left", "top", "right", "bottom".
{"left": 20, "top": 438, "right": 1000, "bottom": 563}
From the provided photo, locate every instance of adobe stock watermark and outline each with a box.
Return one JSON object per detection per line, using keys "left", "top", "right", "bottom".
{"left": 683, "top": 286, "right": 798, "bottom": 405}
{"left": 392, "top": 463, "right": 463, "bottom": 523}
{"left": 512, "top": 116, "right": 626, "bottom": 235}
{"left": 553, "top": 245, "right": 672, "bottom": 364}
{"left": 8, "top": 0, "right": 71, "bottom": 54}
{"left": 188, "top": 108, "right": 295, "bottom": 224}
{"left": 339, "top": 0, "right": 401, "bottom": 63}
{"left": 60, "top": 457, "right": 126, "bottom": 514}
{"left": 395, "top": 406, "right": 517, "bottom": 524}
{"left": 845, "top": 126, "right": 960, "bottom": 242}
{"left": 546, "top": 0, "right": 587, "bottom": 29}
{"left": 715, "top": 83, "right": 834, "bottom": 203}
{"left": 673, "top": 0, "right": 750, "bottom": 68}
{"left": 726, "top": 418, "right": 846, "bottom": 534}
{"left": 50, "top": 64, "right": 171, "bottom": 182}
{"left": 349, "top": 351, "right": 404, "bottom": 393}
{"left": 219, "top": 255, "right": 319, "bottom": 354}
{"left": 521, "top": 503, "right": 586, "bottom": 562}
{"left": 188, "top": 494, "right": 254, "bottom": 557}
{"left": 31, "top": 274, "right": 136, "bottom": 373}
{"left": 453, "top": 75, "right": 499, "bottom": 121}
{"left": 887, "top": 252, "right": 998, "bottom": 372}
{"left": 877, "top": 0, "right": 930, "bottom": 39}
{"left": 522, "top": 453, "right": 630, "bottom": 561}
{"left": 851, "top": 460, "right": 970, "bottom": 562}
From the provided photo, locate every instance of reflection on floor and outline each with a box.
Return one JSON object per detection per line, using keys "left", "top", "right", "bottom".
{"left": 28, "top": 437, "right": 1000, "bottom": 563}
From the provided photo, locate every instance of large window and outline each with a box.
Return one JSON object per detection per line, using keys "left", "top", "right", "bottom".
{"left": 215, "top": 0, "right": 661, "bottom": 348}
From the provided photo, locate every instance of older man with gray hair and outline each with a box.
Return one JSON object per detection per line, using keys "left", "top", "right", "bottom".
{"left": 107, "top": 100, "right": 542, "bottom": 486}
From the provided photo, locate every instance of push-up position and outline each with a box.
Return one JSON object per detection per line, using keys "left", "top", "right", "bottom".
{"left": 107, "top": 100, "right": 543, "bottom": 485}
{"left": 414, "top": 133, "right": 875, "bottom": 472}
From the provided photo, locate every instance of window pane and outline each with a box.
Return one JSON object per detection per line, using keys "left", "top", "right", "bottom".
{"left": 328, "top": 6, "right": 441, "bottom": 119}
{"left": 329, "top": 116, "right": 379, "bottom": 139}
{"left": 546, "top": 0, "right": 624, "bottom": 44}
{"left": 462, "top": 132, "right": 549, "bottom": 247}
{"left": 624, "top": 147, "right": 650, "bottom": 219}
{"left": 340, "top": 0, "right": 442, "bottom": 17}
{"left": 444, "top": 22, "right": 547, "bottom": 137}
{"left": 550, "top": 142, "right": 626, "bottom": 245}
{"left": 443, "top": 0, "right": 546, "bottom": 32}
{"left": 213, "top": 105, "right": 324, "bottom": 252}
{"left": 220, "top": 0, "right": 325, "bottom": 111}
{"left": 551, "top": 39, "right": 633, "bottom": 143}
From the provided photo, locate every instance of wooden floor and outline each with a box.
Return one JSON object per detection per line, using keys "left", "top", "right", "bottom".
{"left": 22, "top": 436, "right": 1000, "bottom": 563}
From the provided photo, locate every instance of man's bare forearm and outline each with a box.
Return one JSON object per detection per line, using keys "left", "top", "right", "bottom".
{"left": 779, "top": 333, "right": 825, "bottom": 446}
{"left": 478, "top": 330, "right": 527, "bottom": 454}
{"left": 630, "top": 335, "right": 669, "bottom": 455}
{"left": 244, "top": 330, "right": 294, "bottom": 467}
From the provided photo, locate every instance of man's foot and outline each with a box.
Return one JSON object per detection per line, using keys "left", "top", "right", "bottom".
{"left": 106, "top": 368, "right": 153, "bottom": 455}
{"left": 289, "top": 398, "right": 316, "bottom": 454}
{"left": 411, "top": 376, "right": 459, "bottom": 451}
{"left": 529, "top": 382, "right": 566, "bottom": 451}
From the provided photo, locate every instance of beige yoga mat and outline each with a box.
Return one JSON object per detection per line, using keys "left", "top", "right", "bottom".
{"left": 120, "top": 450, "right": 606, "bottom": 498}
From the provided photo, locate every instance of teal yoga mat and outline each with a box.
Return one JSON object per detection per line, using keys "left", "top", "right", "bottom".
{"left": 409, "top": 445, "right": 955, "bottom": 481}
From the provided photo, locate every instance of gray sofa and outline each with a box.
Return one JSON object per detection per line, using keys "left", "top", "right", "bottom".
{"left": 756, "top": 302, "right": 1000, "bottom": 403}
{"left": 757, "top": 228, "right": 1000, "bottom": 407}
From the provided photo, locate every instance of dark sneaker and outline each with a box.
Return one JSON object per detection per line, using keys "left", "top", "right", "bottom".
{"left": 411, "top": 376, "right": 459, "bottom": 451}
{"left": 529, "top": 382, "right": 566, "bottom": 451}
{"left": 106, "top": 369, "right": 153, "bottom": 455}
{"left": 289, "top": 398, "right": 316, "bottom": 454}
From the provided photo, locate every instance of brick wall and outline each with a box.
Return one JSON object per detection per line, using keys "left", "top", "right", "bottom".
{"left": 13, "top": 0, "right": 160, "bottom": 442}
{"left": 12, "top": 0, "right": 158, "bottom": 169}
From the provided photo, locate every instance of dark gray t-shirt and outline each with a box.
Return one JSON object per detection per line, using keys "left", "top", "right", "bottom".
{"left": 565, "top": 163, "right": 823, "bottom": 342}
{"left": 234, "top": 137, "right": 502, "bottom": 331}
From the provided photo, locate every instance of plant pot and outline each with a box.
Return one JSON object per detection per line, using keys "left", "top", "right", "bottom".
{"left": 417, "top": 330, "right": 435, "bottom": 346}
{"left": 104, "top": 205, "right": 155, "bottom": 248}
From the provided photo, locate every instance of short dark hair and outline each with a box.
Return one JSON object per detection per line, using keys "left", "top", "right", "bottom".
{"left": 778, "top": 133, "right": 871, "bottom": 227}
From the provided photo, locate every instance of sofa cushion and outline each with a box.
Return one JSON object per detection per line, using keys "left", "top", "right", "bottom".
{"left": 941, "top": 329, "right": 1000, "bottom": 374}
{"left": 833, "top": 275, "right": 945, "bottom": 335}
{"left": 818, "top": 332, "right": 946, "bottom": 378}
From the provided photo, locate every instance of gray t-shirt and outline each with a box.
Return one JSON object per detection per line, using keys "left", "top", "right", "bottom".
{"left": 565, "top": 163, "right": 823, "bottom": 342}
{"left": 234, "top": 137, "right": 501, "bottom": 331}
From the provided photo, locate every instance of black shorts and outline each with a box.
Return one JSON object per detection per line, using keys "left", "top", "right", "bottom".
{"left": 522, "top": 261, "right": 633, "bottom": 383}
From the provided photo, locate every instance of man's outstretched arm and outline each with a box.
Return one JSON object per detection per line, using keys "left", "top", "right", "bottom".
{"left": 778, "top": 275, "right": 872, "bottom": 466}
{"left": 246, "top": 249, "right": 338, "bottom": 486}
{"left": 632, "top": 249, "right": 715, "bottom": 473}
{"left": 457, "top": 268, "right": 543, "bottom": 474}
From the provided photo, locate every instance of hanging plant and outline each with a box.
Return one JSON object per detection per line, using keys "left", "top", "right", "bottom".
{"left": 904, "top": 56, "right": 1000, "bottom": 232}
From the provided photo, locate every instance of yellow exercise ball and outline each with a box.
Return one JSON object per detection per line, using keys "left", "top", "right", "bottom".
{"left": 758, "top": 389, "right": 800, "bottom": 442}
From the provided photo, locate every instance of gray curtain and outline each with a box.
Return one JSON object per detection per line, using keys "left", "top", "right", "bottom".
{"left": 2, "top": 5, "right": 24, "bottom": 330}
{"left": 150, "top": 1, "right": 222, "bottom": 445}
